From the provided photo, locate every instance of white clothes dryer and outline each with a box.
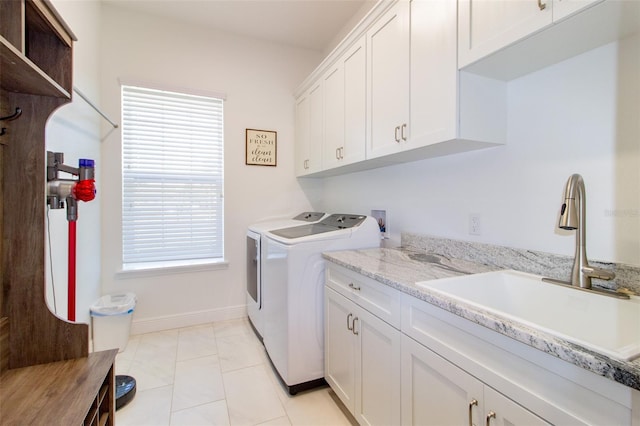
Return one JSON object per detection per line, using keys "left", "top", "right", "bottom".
{"left": 246, "top": 212, "right": 326, "bottom": 340}
{"left": 261, "top": 214, "right": 380, "bottom": 394}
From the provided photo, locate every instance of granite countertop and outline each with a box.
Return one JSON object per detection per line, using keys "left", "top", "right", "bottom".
{"left": 322, "top": 246, "right": 640, "bottom": 392}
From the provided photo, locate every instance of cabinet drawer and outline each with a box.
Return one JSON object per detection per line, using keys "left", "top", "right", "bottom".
{"left": 326, "top": 263, "right": 401, "bottom": 329}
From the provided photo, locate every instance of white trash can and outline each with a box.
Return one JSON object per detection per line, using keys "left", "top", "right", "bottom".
{"left": 91, "top": 293, "right": 136, "bottom": 353}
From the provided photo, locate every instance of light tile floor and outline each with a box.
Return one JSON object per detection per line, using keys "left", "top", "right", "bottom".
{"left": 115, "top": 318, "right": 355, "bottom": 426}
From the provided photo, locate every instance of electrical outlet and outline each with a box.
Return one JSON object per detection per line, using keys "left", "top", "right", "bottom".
{"left": 469, "top": 214, "right": 481, "bottom": 236}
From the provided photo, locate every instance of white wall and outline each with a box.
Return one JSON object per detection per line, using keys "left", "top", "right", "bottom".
{"left": 317, "top": 34, "right": 640, "bottom": 267}
{"left": 98, "top": 4, "right": 324, "bottom": 330}
{"left": 45, "top": 0, "right": 103, "bottom": 324}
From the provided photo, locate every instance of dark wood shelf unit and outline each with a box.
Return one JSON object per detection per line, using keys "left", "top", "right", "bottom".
{"left": 0, "top": 1, "right": 115, "bottom": 425}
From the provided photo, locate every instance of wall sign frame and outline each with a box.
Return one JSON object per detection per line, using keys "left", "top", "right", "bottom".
{"left": 245, "top": 128, "right": 277, "bottom": 166}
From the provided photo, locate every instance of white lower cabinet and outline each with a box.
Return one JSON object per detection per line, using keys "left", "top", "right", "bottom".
{"left": 401, "top": 335, "right": 549, "bottom": 426}
{"left": 324, "top": 262, "right": 640, "bottom": 425}
{"left": 325, "top": 286, "right": 401, "bottom": 426}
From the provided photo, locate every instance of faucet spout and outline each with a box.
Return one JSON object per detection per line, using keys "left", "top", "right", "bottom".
{"left": 558, "top": 174, "right": 615, "bottom": 289}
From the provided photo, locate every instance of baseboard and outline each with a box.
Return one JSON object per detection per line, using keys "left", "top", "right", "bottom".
{"left": 130, "top": 305, "right": 247, "bottom": 335}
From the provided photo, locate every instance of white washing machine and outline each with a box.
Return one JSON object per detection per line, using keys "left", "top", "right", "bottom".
{"left": 261, "top": 214, "right": 380, "bottom": 394}
{"left": 246, "top": 212, "right": 326, "bottom": 340}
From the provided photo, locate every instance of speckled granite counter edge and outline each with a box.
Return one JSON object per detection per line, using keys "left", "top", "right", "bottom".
{"left": 322, "top": 245, "right": 640, "bottom": 392}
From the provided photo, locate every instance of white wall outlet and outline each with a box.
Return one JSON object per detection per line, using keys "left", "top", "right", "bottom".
{"left": 469, "top": 214, "right": 481, "bottom": 236}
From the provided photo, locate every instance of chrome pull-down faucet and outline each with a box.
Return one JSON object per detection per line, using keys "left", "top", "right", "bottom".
{"left": 558, "top": 174, "right": 615, "bottom": 289}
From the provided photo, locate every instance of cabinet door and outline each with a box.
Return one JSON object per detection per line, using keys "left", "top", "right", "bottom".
{"left": 409, "top": 0, "right": 458, "bottom": 148}
{"left": 553, "top": 0, "right": 602, "bottom": 22}
{"left": 342, "top": 36, "right": 366, "bottom": 166}
{"left": 355, "top": 307, "right": 401, "bottom": 426}
{"left": 307, "top": 82, "right": 323, "bottom": 174}
{"left": 295, "top": 94, "right": 310, "bottom": 177}
{"left": 458, "top": 0, "right": 552, "bottom": 68}
{"left": 325, "top": 287, "right": 356, "bottom": 412}
{"left": 366, "top": 0, "right": 410, "bottom": 159}
{"left": 484, "top": 386, "right": 551, "bottom": 426}
{"left": 401, "top": 335, "right": 484, "bottom": 426}
{"left": 323, "top": 63, "right": 344, "bottom": 170}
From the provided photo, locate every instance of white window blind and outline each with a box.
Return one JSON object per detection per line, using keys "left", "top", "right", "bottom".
{"left": 121, "top": 85, "right": 224, "bottom": 265}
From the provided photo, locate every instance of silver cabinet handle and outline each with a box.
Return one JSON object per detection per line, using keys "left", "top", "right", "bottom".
{"left": 485, "top": 411, "right": 496, "bottom": 426}
{"left": 537, "top": 0, "right": 546, "bottom": 10}
{"left": 401, "top": 123, "right": 407, "bottom": 141}
{"left": 340, "top": 147, "right": 344, "bottom": 159}
{"left": 352, "top": 317, "right": 359, "bottom": 335}
{"left": 348, "top": 282, "right": 361, "bottom": 291}
{"left": 394, "top": 126, "right": 400, "bottom": 142}
{"left": 347, "top": 313, "right": 353, "bottom": 331}
{"left": 468, "top": 399, "right": 478, "bottom": 426}
{"left": 336, "top": 148, "right": 340, "bottom": 160}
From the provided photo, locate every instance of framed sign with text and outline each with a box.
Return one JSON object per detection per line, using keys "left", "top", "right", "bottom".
{"left": 246, "top": 128, "right": 277, "bottom": 166}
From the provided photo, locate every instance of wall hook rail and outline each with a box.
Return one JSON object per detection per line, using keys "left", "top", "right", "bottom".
{"left": 1, "top": 107, "right": 22, "bottom": 122}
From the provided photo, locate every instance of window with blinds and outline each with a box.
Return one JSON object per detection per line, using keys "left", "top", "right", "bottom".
{"left": 121, "top": 85, "right": 224, "bottom": 267}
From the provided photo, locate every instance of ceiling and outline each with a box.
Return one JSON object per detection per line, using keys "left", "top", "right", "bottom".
{"left": 102, "top": 0, "right": 376, "bottom": 52}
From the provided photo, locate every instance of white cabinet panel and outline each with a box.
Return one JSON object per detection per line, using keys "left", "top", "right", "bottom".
{"left": 355, "top": 306, "right": 401, "bottom": 426}
{"left": 484, "top": 386, "right": 550, "bottom": 426}
{"left": 323, "top": 37, "right": 366, "bottom": 170}
{"left": 458, "top": 0, "right": 552, "bottom": 68}
{"left": 325, "top": 287, "right": 356, "bottom": 411}
{"left": 553, "top": 0, "right": 602, "bottom": 22}
{"left": 324, "top": 265, "right": 401, "bottom": 426}
{"left": 401, "top": 334, "right": 550, "bottom": 426}
{"left": 308, "top": 83, "right": 323, "bottom": 174}
{"left": 402, "top": 334, "right": 483, "bottom": 426}
{"left": 342, "top": 38, "right": 366, "bottom": 166}
{"left": 366, "top": 0, "right": 410, "bottom": 159}
{"left": 294, "top": 95, "right": 309, "bottom": 177}
{"left": 409, "top": 0, "right": 458, "bottom": 148}
{"left": 323, "top": 63, "right": 344, "bottom": 170}
{"left": 295, "top": 82, "right": 323, "bottom": 176}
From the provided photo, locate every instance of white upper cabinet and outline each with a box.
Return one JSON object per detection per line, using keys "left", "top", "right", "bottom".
{"left": 294, "top": 94, "right": 310, "bottom": 177}
{"left": 553, "top": 0, "right": 601, "bottom": 21}
{"left": 323, "top": 36, "right": 366, "bottom": 170}
{"left": 296, "top": 82, "right": 323, "bottom": 176}
{"left": 342, "top": 39, "right": 367, "bottom": 166}
{"left": 366, "top": 1, "right": 410, "bottom": 159}
{"left": 409, "top": 0, "right": 458, "bottom": 149}
{"left": 458, "top": 0, "right": 638, "bottom": 80}
{"left": 322, "top": 63, "right": 345, "bottom": 171}
{"left": 458, "top": 0, "right": 553, "bottom": 68}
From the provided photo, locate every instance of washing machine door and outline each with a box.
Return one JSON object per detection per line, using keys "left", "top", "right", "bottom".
{"left": 246, "top": 230, "right": 260, "bottom": 306}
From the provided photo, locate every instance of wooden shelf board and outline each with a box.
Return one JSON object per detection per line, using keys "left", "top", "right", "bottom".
{"left": 0, "top": 349, "right": 117, "bottom": 425}
{"left": 0, "top": 36, "right": 70, "bottom": 98}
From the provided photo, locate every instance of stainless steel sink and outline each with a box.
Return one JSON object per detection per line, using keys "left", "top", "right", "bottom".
{"left": 417, "top": 270, "right": 640, "bottom": 361}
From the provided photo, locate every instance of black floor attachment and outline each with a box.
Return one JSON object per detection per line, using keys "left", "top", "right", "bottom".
{"left": 115, "top": 375, "right": 137, "bottom": 410}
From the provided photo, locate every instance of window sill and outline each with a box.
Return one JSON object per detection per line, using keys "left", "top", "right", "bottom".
{"left": 116, "top": 259, "right": 229, "bottom": 279}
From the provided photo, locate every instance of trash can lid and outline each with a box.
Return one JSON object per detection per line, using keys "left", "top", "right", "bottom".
{"left": 90, "top": 293, "right": 136, "bottom": 316}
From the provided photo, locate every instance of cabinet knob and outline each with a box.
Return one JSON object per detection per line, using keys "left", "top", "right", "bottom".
{"left": 468, "top": 399, "right": 478, "bottom": 426}
{"left": 537, "top": 0, "right": 546, "bottom": 10}
{"left": 485, "top": 411, "right": 496, "bottom": 426}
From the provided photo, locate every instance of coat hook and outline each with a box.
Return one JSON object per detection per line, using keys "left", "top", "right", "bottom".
{"left": 0, "top": 107, "right": 22, "bottom": 122}
{"left": 0, "top": 128, "right": 6, "bottom": 136}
